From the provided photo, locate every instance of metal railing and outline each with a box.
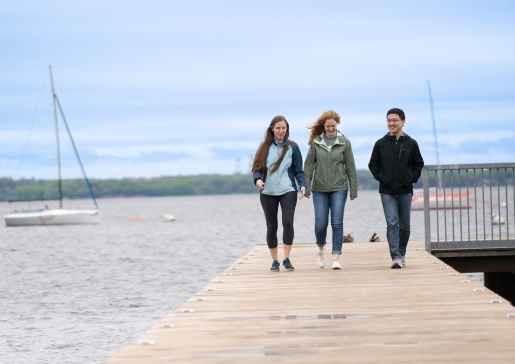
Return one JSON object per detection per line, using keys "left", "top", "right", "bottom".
{"left": 423, "top": 163, "right": 515, "bottom": 252}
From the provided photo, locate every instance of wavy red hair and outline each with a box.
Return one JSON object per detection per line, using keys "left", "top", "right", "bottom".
{"left": 307, "top": 110, "right": 341, "bottom": 145}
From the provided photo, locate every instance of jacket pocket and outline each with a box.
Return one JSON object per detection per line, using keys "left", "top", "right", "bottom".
{"left": 279, "top": 171, "right": 294, "bottom": 193}
{"left": 400, "top": 148, "right": 411, "bottom": 163}
{"left": 312, "top": 166, "right": 324, "bottom": 190}
{"left": 335, "top": 162, "right": 346, "bottom": 189}
{"left": 407, "top": 168, "right": 418, "bottom": 183}
{"left": 379, "top": 169, "right": 397, "bottom": 191}
{"left": 376, "top": 170, "right": 387, "bottom": 185}
{"left": 398, "top": 168, "right": 414, "bottom": 189}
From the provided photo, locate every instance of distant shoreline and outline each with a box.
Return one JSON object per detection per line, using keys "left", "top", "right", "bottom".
{"left": 0, "top": 171, "right": 396, "bottom": 202}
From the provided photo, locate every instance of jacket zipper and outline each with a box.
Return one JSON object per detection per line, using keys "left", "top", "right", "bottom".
{"left": 399, "top": 145, "right": 403, "bottom": 160}
{"left": 395, "top": 139, "right": 402, "bottom": 194}
{"left": 328, "top": 146, "right": 331, "bottom": 188}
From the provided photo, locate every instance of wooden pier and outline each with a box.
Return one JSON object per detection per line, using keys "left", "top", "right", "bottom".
{"left": 105, "top": 241, "right": 515, "bottom": 363}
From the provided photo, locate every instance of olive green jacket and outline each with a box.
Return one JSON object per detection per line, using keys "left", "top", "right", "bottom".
{"left": 304, "top": 132, "right": 358, "bottom": 197}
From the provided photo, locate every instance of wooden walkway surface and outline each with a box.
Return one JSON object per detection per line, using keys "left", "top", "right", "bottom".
{"left": 105, "top": 241, "right": 515, "bottom": 363}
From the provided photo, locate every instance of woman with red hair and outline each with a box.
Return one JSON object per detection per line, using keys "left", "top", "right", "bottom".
{"left": 304, "top": 110, "right": 357, "bottom": 269}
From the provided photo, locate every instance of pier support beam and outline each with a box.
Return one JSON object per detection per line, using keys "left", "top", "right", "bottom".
{"left": 434, "top": 251, "right": 515, "bottom": 304}
{"left": 484, "top": 272, "right": 515, "bottom": 305}
{"left": 434, "top": 253, "right": 515, "bottom": 273}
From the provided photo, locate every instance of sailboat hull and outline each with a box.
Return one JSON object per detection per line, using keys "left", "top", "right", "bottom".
{"left": 4, "top": 209, "right": 100, "bottom": 226}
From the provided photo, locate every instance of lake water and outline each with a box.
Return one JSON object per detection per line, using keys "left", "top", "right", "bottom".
{"left": 0, "top": 190, "right": 483, "bottom": 363}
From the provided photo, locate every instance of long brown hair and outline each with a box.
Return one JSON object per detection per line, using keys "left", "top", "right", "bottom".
{"left": 252, "top": 116, "right": 292, "bottom": 179}
{"left": 307, "top": 110, "right": 340, "bottom": 145}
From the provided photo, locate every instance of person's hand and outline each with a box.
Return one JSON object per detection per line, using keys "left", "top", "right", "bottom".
{"left": 299, "top": 186, "right": 308, "bottom": 200}
{"left": 256, "top": 179, "right": 265, "bottom": 190}
{"left": 350, "top": 196, "right": 356, "bottom": 200}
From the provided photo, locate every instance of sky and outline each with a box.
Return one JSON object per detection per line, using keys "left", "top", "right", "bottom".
{"left": 1, "top": 0, "right": 514, "bottom": 180}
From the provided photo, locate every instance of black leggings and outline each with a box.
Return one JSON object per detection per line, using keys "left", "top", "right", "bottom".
{"left": 260, "top": 191, "right": 297, "bottom": 249}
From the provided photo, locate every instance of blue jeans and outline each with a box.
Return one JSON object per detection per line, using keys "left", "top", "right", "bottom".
{"left": 380, "top": 193, "right": 412, "bottom": 260}
{"left": 313, "top": 191, "right": 348, "bottom": 255}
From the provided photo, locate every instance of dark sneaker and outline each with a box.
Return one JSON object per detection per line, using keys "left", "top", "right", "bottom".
{"left": 283, "top": 257, "right": 294, "bottom": 271}
{"left": 271, "top": 260, "right": 280, "bottom": 272}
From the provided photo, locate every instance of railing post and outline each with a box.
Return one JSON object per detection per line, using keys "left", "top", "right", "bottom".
{"left": 423, "top": 166, "right": 431, "bottom": 253}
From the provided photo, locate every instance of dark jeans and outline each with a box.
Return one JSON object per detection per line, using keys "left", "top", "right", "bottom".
{"left": 380, "top": 193, "right": 412, "bottom": 260}
{"left": 313, "top": 190, "right": 348, "bottom": 255}
{"left": 260, "top": 191, "right": 297, "bottom": 249}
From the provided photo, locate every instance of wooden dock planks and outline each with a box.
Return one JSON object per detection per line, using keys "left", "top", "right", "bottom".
{"left": 105, "top": 241, "right": 515, "bottom": 363}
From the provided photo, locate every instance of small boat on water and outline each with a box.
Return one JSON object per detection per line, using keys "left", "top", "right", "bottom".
{"left": 163, "top": 214, "right": 176, "bottom": 221}
{"left": 411, "top": 191, "right": 473, "bottom": 211}
{"left": 4, "top": 66, "right": 99, "bottom": 226}
{"left": 5, "top": 208, "right": 99, "bottom": 226}
{"left": 492, "top": 214, "right": 505, "bottom": 225}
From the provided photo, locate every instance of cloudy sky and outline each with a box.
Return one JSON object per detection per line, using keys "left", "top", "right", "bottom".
{"left": 1, "top": 0, "right": 514, "bottom": 179}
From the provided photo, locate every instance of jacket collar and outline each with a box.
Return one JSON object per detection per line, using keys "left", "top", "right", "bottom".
{"left": 315, "top": 131, "right": 345, "bottom": 150}
{"left": 384, "top": 132, "right": 410, "bottom": 141}
{"left": 272, "top": 137, "right": 287, "bottom": 146}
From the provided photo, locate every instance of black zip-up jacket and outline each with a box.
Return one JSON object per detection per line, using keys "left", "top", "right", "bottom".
{"left": 368, "top": 133, "right": 424, "bottom": 195}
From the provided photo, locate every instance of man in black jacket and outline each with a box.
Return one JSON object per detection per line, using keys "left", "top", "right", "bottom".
{"left": 368, "top": 108, "right": 424, "bottom": 269}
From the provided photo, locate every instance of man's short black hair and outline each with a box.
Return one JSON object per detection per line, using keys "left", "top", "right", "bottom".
{"left": 387, "top": 108, "right": 405, "bottom": 121}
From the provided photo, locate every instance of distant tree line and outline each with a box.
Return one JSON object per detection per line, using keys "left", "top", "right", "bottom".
{"left": 2, "top": 168, "right": 510, "bottom": 202}
{"left": 0, "top": 171, "right": 401, "bottom": 201}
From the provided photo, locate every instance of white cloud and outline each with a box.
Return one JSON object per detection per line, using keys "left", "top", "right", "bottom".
{"left": 2, "top": 1, "right": 515, "bottom": 178}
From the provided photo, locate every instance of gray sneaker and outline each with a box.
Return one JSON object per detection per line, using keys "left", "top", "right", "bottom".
{"left": 391, "top": 258, "right": 403, "bottom": 269}
{"left": 317, "top": 250, "right": 326, "bottom": 268}
{"left": 401, "top": 256, "right": 406, "bottom": 267}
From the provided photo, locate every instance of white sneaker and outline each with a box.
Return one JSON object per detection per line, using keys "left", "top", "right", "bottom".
{"left": 332, "top": 260, "right": 341, "bottom": 269}
{"left": 391, "top": 258, "right": 403, "bottom": 269}
{"left": 317, "top": 250, "right": 326, "bottom": 268}
{"left": 401, "top": 256, "right": 406, "bottom": 267}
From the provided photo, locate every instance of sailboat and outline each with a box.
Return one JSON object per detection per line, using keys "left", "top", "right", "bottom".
{"left": 4, "top": 66, "right": 100, "bottom": 226}
{"left": 410, "top": 81, "right": 474, "bottom": 211}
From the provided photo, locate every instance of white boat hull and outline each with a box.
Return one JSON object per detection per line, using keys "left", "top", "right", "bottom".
{"left": 4, "top": 209, "right": 100, "bottom": 226}
{"left": 412, "top": 192, "right": 474, "bottom": 211}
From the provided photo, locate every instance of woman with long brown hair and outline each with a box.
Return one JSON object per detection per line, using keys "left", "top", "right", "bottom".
{"left": 252, "top": 116, "right": 307, "bottom": 272}
{"left": 304, "top": 110, "right": 357, "bottom": 269}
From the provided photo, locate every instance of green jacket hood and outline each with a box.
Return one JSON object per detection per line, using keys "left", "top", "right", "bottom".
{"left": 313, "top": 131, "right": 346, "bottom": 151}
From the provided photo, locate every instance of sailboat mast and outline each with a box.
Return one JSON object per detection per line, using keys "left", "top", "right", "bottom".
{"left": 49, "top": 65, "right": 63, "bottom": 208}
{"left": 427, "top": 80, "right": 440, "bottom": 165}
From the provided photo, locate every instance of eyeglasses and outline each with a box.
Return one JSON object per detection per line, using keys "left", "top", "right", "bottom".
{"left": 387, "top": 119, "right": 401, "bottom": 123}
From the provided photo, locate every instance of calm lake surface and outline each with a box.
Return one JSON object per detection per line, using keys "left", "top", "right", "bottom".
{"left": 0, "top": 191, "right": 483, "bottom": 363}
